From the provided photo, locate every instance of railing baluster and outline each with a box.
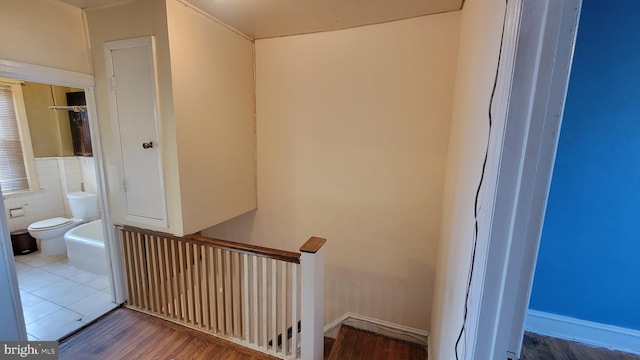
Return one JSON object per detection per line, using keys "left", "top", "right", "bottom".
{"left": 162, "top": 238, "right": 173, "bottom": 318}
{"left": 134, "top": 233, "right": 148, "bottom": 310}
{"left": 193, "top": 243, "right": 202, "bottom": 327}
{"left": 242, "top": 253, "right": 249, "bottom": 343}
{"left": 271, "top": 259, "right": 277, "bottom": 353}
{"left": 148, "top": 236, "right": 160, "bottom": 313}
{"left": 291, "top": 263, "right": 298, "bottom": 358}
{"left": 223, "top": 250, "right": 232, "bottom": 335}
{"left": 210, "top": 248, "right": 217, "bottom": 331}
{"left": 261, "top": 256, "right": 267, "bottom": 349}
{"left": 201, "top": 245, "right": 207, "bottom": 329}
{"left": 129, "top": 232, "right": 139, "bottom": 307}
{"left": 178, "top": 240, "right": 187, "bottom": 321}
{"left": 232, "top": 252, "right": 241, "bottom": 338}
{"left": 227, "top": 251, "right": 233, "bottom": 335}
{"left": 159, "top": 238, "right": 167, "bottom": 315}
{"left": 201, "top": 245, "right": 209, "bottom": 330}
{"left": 129, "top": 231, "right": 138, "bottom": 307}
{"left": 170, "top": 238, "right": 181, "bottom": 321}
{"left": 122, "top": 231, "right": 136, "bottom": 307}
{"left": 252, "top": 255, "right": 259, "bottom": 345}
{"left": 216, "top": 248, "right": 225, "bottom": 333}
{"left": 203, "top": 246, "right": 216, "bottom": 330}
{"left": 156, "top": 237, "right": 167, "bottom": 316}
{"left": 281, "top": 261, "right": 288, "bottom": 356}
{"left": 185, "top": 241, "right": 194, "bottom": 325}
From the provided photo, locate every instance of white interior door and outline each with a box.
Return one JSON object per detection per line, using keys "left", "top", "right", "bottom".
{"left": 0, "top": 195, "right": 27, "bottom": 341}
{"left": 105, "top": 37, "right": 167, "bottom": 228}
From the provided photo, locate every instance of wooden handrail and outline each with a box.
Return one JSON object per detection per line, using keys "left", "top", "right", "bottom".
{"left": 121, "top": 225, "right": 302, "bottom": 264}
{"left": 300, "top": 237, "right": 327, "bottom": 253}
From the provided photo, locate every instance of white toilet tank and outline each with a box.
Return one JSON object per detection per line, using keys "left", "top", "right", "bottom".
{"left": 67, "top": 192, "right": 98, "bottom": 220}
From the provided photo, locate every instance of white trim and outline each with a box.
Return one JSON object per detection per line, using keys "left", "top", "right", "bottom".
{"left": 0, "top": 59, "right": 93, "bottom": 88}
{"left": 84, "top": 87, "right": 126, "bottom": 305}
{"left": 471, "top": 0, "right": 583, "bottom": 359}
{"left": 103, "top": 36, "right": 153, "bottom": 51}
{"left": 462, "top": 0, "right": 523, "bottom": 358}
{"left": 474, "top": 0, "right": 553, "bottom": 357}
{"left": 324, "top": 313, "right": 429, "bottom": 347}
{"left": 496, "top": 1, "right": 582, "bottom": 359}
{"left": 526, "top": 310, "right": 640, "bottom": 355}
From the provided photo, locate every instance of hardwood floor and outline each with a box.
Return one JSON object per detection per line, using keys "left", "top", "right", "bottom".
{"left": 324, "top": 337, "right": 336, "bottom": 360}
{"left": 521, "top": 332, "right": 640, "bottom": 360}
{"left": 326, "top": 325, "right": 427, "bottom": 360}
{"left": 59, "top": 307, "right": 278, "bottom": 360}
{"left": 65, "top": 307, "right": 640, "bottom": 360}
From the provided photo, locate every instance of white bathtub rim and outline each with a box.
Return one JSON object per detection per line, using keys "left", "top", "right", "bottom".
{"left": 64, "top": 219, "right": 109, "bottom": 276}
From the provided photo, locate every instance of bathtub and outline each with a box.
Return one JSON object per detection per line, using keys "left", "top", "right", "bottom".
{"left": 64, "top": 219, "right": 109, "bottom": 276}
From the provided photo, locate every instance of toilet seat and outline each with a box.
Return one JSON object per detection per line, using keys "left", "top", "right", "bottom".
{"left": 28, "top": 217, "right": 73, "bottom": 231}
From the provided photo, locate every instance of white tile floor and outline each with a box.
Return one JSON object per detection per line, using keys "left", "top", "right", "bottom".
{"left": 14, "top": 251, "right": 118, "bottom": 341}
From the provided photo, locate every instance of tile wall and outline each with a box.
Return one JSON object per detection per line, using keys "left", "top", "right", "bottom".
{"left": 79, "top": 157, "right": 98, "bottom": 194}
{"left": 4, "top": 157, "right": 97, "bottom": 233}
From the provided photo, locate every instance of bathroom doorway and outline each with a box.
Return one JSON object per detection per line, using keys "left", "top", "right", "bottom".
{"left": 0, "top": 64, "right": 124, "bottom": 341}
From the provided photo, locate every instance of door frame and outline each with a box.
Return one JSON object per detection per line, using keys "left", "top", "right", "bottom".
{"left": 0, "top": 59, "right": 128, "bottom": 337}
{"left": 466, "top": 0, "right": 582, "bottom": 359}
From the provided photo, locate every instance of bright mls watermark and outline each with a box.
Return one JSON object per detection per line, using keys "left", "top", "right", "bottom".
{"left": 1, "top": 342, "right": 58, "bottom": 359}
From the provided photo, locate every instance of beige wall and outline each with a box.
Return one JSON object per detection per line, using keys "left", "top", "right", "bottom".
{"left": 22, "top": 82, "right": 76, "bottom": 157}
{"left": 166, "top": 0, "right": 257, "bottom": 234}
{"left": 204, "top": 13, "right": 460, "bottom": 330}
{"left": 429, "top": 0, "right": 506, "bottom": 358}
{"left": 87, "top": 0, "right": 256, "bottom": 236}
{"left": 0, "top": 0, "right": 90, "bottom": 74}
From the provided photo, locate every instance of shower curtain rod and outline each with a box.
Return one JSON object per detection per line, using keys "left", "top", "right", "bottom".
{"left": 48, "top": 105, "right": 86, "bottom": 112}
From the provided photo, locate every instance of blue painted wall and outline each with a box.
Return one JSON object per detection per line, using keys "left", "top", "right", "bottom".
{"left": 529, "top": 0, "right": 640, "bottom": 331}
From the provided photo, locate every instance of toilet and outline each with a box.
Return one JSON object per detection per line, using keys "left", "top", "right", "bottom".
{"left": 28, "top": 192, "right": 98, "bottom": 256}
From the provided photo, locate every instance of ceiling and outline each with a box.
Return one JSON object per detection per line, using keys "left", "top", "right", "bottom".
{"left": 58, "top": 0, "right": 463, "bottom": 39}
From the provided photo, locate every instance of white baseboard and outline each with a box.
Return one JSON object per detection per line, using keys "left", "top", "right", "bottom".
{"left": 324, "top": 313, "right": 429, "bottom": 347}
{"left": 526, "top": 310, "right": 640, "bottom": 355}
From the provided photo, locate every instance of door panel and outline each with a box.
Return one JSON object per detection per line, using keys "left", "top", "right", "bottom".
{"left": 105, "top": 37, "right": 167, "bottom": 227}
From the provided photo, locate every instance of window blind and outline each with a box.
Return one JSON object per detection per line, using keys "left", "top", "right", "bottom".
{"left": 0, "top": 85, "right": 28, "bottom": 192}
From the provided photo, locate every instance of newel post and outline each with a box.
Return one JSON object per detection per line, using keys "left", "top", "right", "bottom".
{"left": 300, "top": 237, "right": 327, "bottom": 360}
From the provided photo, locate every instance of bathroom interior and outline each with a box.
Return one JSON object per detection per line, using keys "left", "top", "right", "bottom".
{"left": 2, "top": 78, "right": 116, "bottom": 341}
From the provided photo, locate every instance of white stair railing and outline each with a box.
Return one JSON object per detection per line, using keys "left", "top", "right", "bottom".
{"left": 119, "top": 226, "right": 326, "bottom": 360}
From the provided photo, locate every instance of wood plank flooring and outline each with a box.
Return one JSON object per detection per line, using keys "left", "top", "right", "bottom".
{"left": 59, "top": 307, "right": 278, "bottom": 360}
{"left": 326, "top": 325, "right": 427, "bottom": 360}
{"left": 521, "top": 332, "right": 640, "bottom": 360}
{"left": 63, "top": 307, "right": 640, "bottom": 360}
{"left": 324, "top": 337, "right": 336, "bottom": 360}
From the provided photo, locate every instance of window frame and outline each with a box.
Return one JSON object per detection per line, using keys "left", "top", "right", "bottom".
{"left": 0, "top": 78, "right": 39, "bottom": 194}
